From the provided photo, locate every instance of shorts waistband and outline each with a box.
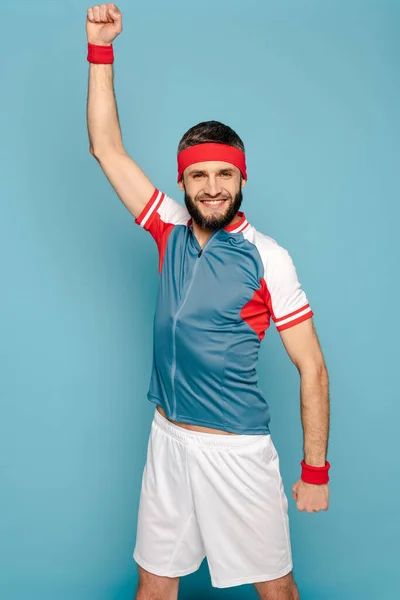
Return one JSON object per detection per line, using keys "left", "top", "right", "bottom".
{"left": 152, "top": 407, "right": 268, "bottom": 448}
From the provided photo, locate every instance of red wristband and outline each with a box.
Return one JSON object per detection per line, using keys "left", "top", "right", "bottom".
{"left": 301, "top": 460, "right": 330, "bottom": 485}
{"left": 87, "top": 43, "right": 114, "bottom": 64}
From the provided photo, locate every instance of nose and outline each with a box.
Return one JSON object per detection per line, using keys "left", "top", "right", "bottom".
{"left": 203, "top": 174, "right": 222, "bottom": 197}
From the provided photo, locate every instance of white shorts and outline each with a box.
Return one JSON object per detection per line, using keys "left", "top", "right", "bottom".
{"left": 133, "top": 408, "right": 293, "bottom": 589}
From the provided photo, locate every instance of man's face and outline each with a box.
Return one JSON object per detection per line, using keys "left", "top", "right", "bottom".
{"left": 178, "top": 161, "right": 246, "bottom": 230}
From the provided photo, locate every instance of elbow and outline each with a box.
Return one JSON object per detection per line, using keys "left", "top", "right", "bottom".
{"left": 89, "top": 145, "right": 99, "bottom": 159}
{"left": 297, "top": 356, "right": 328, "bottom": 379}
{"left": 89, "top": 145, "right": 105, "bottom": 164}
{"left": 89, "top": 143, "right": 125, "bottom": 161}
{"left": 89, "top": 145, "right": 97, "bottom": 161}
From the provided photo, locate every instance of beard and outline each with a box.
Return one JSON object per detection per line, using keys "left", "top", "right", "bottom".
{"left": 184, "top": 187, "right": 243, "bottom": 231}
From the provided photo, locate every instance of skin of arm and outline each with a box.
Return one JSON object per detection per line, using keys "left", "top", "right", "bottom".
{"left": 86, "top": 3, "right": 155, "bottom": 218}
{"left": 279, "top": 318, "right": 330, "bottom": 512}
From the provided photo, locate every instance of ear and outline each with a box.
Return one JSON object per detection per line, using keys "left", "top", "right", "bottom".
{"left": 178, "top": 179, "right": 185, "bottom": 192}
{"left": 241, "top": 178, "right": 247, "bottom": 189}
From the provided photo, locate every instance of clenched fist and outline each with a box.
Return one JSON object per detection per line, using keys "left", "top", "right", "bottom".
{"left": 86, "top": 3, "right": 122, "bottom": 46}
{"left": 292, "top": 479, "right": 329, "bottom": 513}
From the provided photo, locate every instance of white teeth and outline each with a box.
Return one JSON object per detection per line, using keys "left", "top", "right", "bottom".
{"left": 203, "top": 200, "right": 225, "bottom": 205}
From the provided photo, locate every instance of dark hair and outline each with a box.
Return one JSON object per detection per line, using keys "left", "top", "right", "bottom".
{"left": 178, "top": 121, "right": 245, "bottom": 154}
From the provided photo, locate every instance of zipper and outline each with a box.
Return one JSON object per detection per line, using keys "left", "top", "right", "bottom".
{"left": 169, "top": 230, "right": 218, "bottom": 420}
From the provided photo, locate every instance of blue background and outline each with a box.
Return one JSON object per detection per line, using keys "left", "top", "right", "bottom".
{"left": 1, "top": 0, "right": 399, "bottom": 598}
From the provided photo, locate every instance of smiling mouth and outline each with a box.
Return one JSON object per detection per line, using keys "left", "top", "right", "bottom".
{"left": 199, "top": 199, "right": 228, "bottom": 207}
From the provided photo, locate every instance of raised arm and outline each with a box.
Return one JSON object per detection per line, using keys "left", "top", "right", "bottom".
{"left": 86, "top": 3, "right": 155, "bottom": 218}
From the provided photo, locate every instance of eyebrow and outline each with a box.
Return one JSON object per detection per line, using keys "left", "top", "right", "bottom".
{"left": 189, "top": 168, "right": 235, "bottom": 176}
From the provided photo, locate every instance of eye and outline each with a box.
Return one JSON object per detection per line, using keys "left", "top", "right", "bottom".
{"left": 192, "top": 173, "right": 204, "bottom": 179}
{"left": 220, "top": 171, "right": 232, "bottom": 178}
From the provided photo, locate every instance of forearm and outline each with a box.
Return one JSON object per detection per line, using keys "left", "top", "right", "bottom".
{"left": 300, "top": 365, "right": 330, "bottom": 467}
{"left": 87, "top": 63, "right": 124, "bottom": 155}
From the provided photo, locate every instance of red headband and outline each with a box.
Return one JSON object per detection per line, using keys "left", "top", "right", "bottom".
{"left": 177, "top": 143, "right": 247, "bottom": 182}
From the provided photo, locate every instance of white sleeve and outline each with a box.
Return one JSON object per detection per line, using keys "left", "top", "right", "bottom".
{"left": 264, "top": 245, "right": 314, "bottom": 332}
{"left": 135, "top": 188, "right": 190, "bottom": 243}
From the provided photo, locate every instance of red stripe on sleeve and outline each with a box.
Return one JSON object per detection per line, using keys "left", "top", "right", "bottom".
{"left": 135, "top": 188, "right": 161, "bottom": 227}
{"left": 274, "top": 303, "right": 311, "bottom": 324}
{"left": 276, "top": 310, "right": 314, "bottom": 332}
